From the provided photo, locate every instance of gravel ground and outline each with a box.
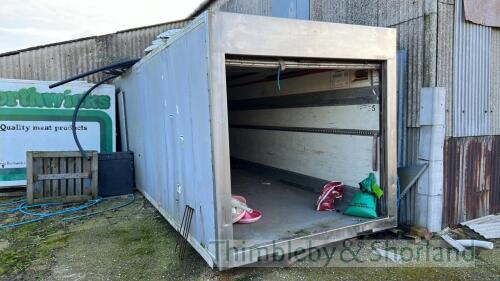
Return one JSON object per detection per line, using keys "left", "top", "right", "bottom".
{"left": 0, "top": 194, "right": 499, "bottom": 281}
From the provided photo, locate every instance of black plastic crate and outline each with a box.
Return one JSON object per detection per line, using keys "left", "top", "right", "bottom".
{"left": 98, "top": 152, "right": 134, "bottom": 197}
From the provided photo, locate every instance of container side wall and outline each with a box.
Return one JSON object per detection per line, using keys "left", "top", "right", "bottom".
{"left": 118, "top": 18, "right": 216, "bottom": 265}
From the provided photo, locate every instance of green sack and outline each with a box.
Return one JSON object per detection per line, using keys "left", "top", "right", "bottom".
{"left": 344, "top": 192, "right": 378, "bottom": 219}
{"left": 371, "top": 182, "right": 384, "bottom": 199}
{"left": 359, "top": 173, "right": 376, "bottom": 193}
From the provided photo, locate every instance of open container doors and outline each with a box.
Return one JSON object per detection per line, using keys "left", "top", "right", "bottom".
{"left": 117, "top": 12, "right": 397, "bottom": 269}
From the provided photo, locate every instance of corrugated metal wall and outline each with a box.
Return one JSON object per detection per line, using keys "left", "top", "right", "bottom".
{"left": 219, "top": 0, "right": 272, "bottom": 16}
{"left": 491, "top": 28, "right": 500, "bottom": 135}
{"left": 452, "top": 0, "right": 492, "bottom": 137}
{"left": 452, "top": 0, "right": 500, "bottom": 137}
{"left": 442, "top": 0, "right": 500, "bottom": 226}
{"left": 310, "top": 0, "right": 378, "bottom": 26}
{"left": 443, "top": 136, "right": 500, "bottom": 226}
{"left": 437, "top": 0, "right": 456, "bottom": 137}
{"left": 0, "top": 20, "right": 190, "bottom": 83}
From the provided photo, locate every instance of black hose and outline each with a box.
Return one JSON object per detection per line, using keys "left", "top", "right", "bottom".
{"left": 49, "top": 59, "right": 138, "bottom": 89}
{"left": 73, "top": 75, "right": 117, "bottom": 160}
{"left": 49, "top": 59, "right": 138, "bottom": 158}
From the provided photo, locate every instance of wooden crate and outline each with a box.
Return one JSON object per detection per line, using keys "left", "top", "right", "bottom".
{"left": 26, "top": 151, "right": 98, "bottom": 204}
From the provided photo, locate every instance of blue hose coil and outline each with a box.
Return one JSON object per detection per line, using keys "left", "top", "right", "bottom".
{"left": 0, "top": 194, "right": 134, "bottom": 229}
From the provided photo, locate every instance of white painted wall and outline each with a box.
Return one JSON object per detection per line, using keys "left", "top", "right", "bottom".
{"left": 228, "top": 69, "right": 381, "bottom": 187}
{"left": 229, "top": 69, "right": 378, "bottom": 100}
{"left": 229, "top": 105, "right": 379, "bottom": 130}
{"left": 230, "top": 129, "right": 377, "bottom": 187}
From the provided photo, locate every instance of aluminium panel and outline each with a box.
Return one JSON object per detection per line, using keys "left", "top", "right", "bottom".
{"left": 118, "top": 15, "right": 216, "bottom": 266}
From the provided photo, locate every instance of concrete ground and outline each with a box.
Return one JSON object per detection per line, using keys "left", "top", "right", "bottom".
{"left": 0, "top": 193, "right": 499, "bottom": 281}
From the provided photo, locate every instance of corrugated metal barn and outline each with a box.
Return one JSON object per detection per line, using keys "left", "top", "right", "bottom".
{"left": 0, "top": 0, "right": 498, "bottom": 229}
{"left": 0, "top": 19, "right": 190, "bottom": 83}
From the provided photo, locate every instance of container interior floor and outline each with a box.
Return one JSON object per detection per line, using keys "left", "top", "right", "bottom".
{"left": 231, "top": 167, "right": 373, "bottom": 245}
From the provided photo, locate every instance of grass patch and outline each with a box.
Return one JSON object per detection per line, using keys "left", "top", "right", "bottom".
{"left": 0, "top": 197, "right": 80, "bottom": 279}
{"left": 54, "top": 212, "right": 208, "bottom": 280}
{"left": 0, "top": 218, "right": 71, "bottom": 279}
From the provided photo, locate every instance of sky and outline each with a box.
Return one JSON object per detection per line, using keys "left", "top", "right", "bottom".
{"left": 0, "top": 0, "right": 205, "bottom": 53}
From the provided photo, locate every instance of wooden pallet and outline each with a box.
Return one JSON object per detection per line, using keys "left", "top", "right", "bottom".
{"left": 26, "top": 151, "right": 98, "bottom": 204}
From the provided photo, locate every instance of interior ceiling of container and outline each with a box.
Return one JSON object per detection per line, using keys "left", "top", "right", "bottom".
{"left": 224, "top": 59, "right": 383, "bottom": 243}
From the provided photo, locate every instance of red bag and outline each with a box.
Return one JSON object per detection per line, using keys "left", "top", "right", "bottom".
{"left": 316, "top": 181, "right": 344, "bottom": 211}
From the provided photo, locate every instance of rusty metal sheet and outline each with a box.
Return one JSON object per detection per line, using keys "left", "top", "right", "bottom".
{"left": 443, "top": 136, "right": 500, "bottom": 227}
{"left": 491, "top": 136, "right": 500, "bottom": 215}
{"left": 461, "top": 214, "right": 500, "bottom": 239}
{"left": 464, "top": 0, "right": 500, "bottom": 27}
